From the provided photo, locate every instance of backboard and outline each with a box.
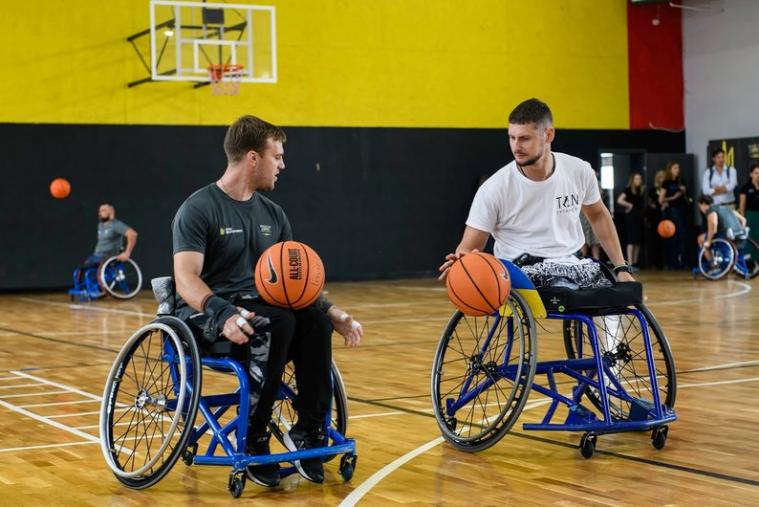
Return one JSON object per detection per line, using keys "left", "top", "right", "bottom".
{"left": 146, "top": 0, "right": 277, "bottom": 84}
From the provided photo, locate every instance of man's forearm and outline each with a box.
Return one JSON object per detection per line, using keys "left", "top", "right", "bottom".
{"left": 175, "top": 273, "right": 214, "bottom": 312}
{"left": 124, "top": 234, "right": 137, "bottom": 256}
{"left": 590, "top": 212, "right": 626, "bottom": 266}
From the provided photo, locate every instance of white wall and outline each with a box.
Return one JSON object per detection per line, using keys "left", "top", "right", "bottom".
{"left": 683, "top": 0, "right": 759, "bottom": 193}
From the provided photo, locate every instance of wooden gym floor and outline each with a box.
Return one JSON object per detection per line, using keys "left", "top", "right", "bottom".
{"left": 0, "top": 272, "right": 758, "bottom": 506}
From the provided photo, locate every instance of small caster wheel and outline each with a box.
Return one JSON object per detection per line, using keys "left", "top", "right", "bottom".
{"left": 182, "top": 443, "right": 198, "bottom": 466}
{"left": 340, "top": 454, "right": 358, "bottom": 481}
{"left": 651, "top": 425, "right": 669, "bottom": 450}
{"left": 579, "top": 432, "right": 597, "bottom": 459}
{"left": 228, "top": 472, "right": 246, "bottom": 498}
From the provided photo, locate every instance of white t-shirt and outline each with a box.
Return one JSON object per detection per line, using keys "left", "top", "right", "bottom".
{"left": 466, "top": 152, "right": 601, "bottom": 260}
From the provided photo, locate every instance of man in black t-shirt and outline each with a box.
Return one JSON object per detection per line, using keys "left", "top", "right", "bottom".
{"left": 172, "top": 115, "right": 362, "bottom": 488}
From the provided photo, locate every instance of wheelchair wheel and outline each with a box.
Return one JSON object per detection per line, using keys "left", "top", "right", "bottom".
{"left": 100, "top": 316, "right": 201, "bottom": 489}
{"left": 698, "top": 238, "right": 736, "bottom": 280}
{"left": 98, "top": 256, "right": 143, "bottom": 299}
{"left": 743, "top": 238, "right": 759, "bottom": 279}
{"left": 563, "top": 304, "right": 676, "bottom": 421}
{"left": 269, "top": 360, "right": 348, "bottom": 462}
{"left": 431, "top": 290, "right": 537, "bottom": 452}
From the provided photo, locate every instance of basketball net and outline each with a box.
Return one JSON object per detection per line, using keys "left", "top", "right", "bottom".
{"left": 208, "top": 64, "right": 244, "bottom": 96}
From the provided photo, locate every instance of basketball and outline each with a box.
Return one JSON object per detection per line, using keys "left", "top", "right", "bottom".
{"left": 50, "top": 178, "right": 71, "bottom": 199}
{"left": 446, "top": 252, "right": 511, "bottom": 316}
{"left": 657, "top": 219, "right": 676, "bottom": 238}
{"left": 255, "top": 241, "right": 325, "bottom": 310}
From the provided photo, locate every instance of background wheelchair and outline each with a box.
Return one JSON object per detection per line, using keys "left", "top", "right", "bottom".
{"left": 695, "top": 230, "right": 759, "bottom": 280}
{"left": 431, "top": 260, "right": 676, "bottom": 458}
{"left": 69, "top": 255, "right": 143, "bottom": 300}
{"left": 98, "top": 278, "right": 357, "bottom": 497}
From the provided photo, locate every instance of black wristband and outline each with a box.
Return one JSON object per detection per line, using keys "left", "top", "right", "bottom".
{"left": 612, "top": 264, "right": 632, "bottom": 275}
{"left": 204, "top": 295, "right": 239, "bottom": 334}
{"left": 315, "top": 293, "right": 334, "bottom": 313}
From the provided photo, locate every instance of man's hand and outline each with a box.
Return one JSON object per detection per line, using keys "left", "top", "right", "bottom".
{"left": 438, "top": 249, "right": 479, "bottom": 281}
{"left": 116, "top": 252, "right": 130, "bottom": 261}
{"left": 221, "top": 307, "right": 256, "bottom": 345}
{"left": 327, "top": 306, "right": 362, "bottom": 347}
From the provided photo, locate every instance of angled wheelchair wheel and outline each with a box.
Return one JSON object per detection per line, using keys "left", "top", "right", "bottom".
{"left": 98, "top": 256, "right": 143, "bottom": 299}
{"left": 698, "top": 238, "right": 736, "bottom": 280}
{"left": 431, "top": 291, "right": 537, "bottom": 452}
{"left": 269, "top": 360, "right": 348, "bottom": 462}
{"left": 563, "top": 303, "right": 676, "bottom": 421}
{"left": 100, "top": 316, "right": 202, "bottom": 489}
{"left": 743, "top": 238, "right": 759, "bottom": 279}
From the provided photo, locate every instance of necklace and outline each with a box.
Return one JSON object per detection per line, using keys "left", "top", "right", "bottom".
{"left": 517, "top": 153, "right": 555, "bottom": 181}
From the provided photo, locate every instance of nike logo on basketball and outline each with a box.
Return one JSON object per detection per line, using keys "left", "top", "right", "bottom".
{"left": 266, "top": 254, "right": 278, "bottom": 284}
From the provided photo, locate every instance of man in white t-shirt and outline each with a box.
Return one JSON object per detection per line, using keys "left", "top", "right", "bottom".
{"left": 701, "top": 148, "right": 737, "bottom": 207}
{"left": 439, "top": 98, "right": 634, "bottom": 283}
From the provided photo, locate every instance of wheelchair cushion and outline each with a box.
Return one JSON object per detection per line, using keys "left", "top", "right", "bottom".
{"left": 538, "top": 282, "right": 643, "bottom": 313}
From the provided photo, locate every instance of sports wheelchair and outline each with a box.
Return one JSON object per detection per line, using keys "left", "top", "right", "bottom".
{"left": 431, "top": 260, "right": 677, "bottom": 458}
{"left": 69, "top": 255, "right": 143, "bottom": 301}
{"left": 694, "top": 229, "right": 759, "bottom": 280}
{"left": 98, "top": 277, "right": 357, "bottom": 498}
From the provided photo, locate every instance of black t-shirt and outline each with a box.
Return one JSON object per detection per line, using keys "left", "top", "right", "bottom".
{"left": 662, "top": 179, "right": 687, "bottom": 210}
{"left": 739, "top": 181, "right": 759, "bottom": 211}
{"left": 623, "top": 186, "right": 644, "bottom": 211}
{"left": 172, "top": 183, "right": 292, "bottom": 316}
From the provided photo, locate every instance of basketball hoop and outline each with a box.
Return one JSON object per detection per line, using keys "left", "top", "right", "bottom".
{"left": 207, "top": 64, "right": 244, "bottom": 96}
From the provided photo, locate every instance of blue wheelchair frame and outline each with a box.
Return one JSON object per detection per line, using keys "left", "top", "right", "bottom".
{"left": 70, "top": 256, "right": 143, "bottom": 300}
{"left": 168, "top": 351, "right": 356, "bottom": 476}
{"left": 693, "top": 233, "right": 759, "bottom": 280}
{"left": 434, "top": 260, "right": 676, "bottom": 457}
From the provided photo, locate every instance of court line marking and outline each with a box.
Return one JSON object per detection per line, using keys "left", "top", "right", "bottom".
{"left": 0, "top": 441, "right": 99, "bottom": 453}
{"left": 679, "top": 377, "right": 759, "bottom": 388}
{"left": 0, "top": 390, "right": 70, "bottom": 399}
{"left": 16, "top": 297, "right": 149, "bottom": 317}
{"left": 348, "top": 411, "right": 403, "bottom": 420}
{"left": 646, "top": 280, "right": 751, "bottom": 306}
{"left": 0, "top": 383, "right": 45, "bottom": 390}
{"left": 681, "top": 359, "right": 759, "bottom": 373}
{"left": 0, "top": 399, "right": 99, "bottom": 443}
{"left": 11, "top": 371, "right": 103, "bottom": 400}
{"left": 49, "top": 409, "right": 127, "bottom": 419}
{"left": 19, "top": 399, "right": 101, "bottom": 408}
{"left": 339, "top": 437, "right": 445, "bottom": 507}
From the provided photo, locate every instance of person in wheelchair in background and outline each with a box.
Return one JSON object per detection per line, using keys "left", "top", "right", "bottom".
{"left": 697, "top": 194, "right": 754, "bottom": 275}
{"left": 439, "top": 98, "right": 634, "bottom": 288}
{"left": 76, "top": 203, "right": 138, "bottom": 296}
{"left": 172, "top": 115, "right": 362, "bottom": 488}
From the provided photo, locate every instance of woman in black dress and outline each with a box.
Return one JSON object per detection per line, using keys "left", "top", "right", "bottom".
{"left": 617, "top": 172, "right": 645, "bottom": 269}
{"left": 658, "top": 162, "right": 688, "bottom": 269}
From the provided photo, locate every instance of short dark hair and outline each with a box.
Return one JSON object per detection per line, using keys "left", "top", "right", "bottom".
{"left": 223, "top": 115, "right": 286, "bottom": 163}
{"left": 508, "top": 98, "right": 553, "bottom": 127}
{"left": 698, "top": 194, "right": 714, "bottom": 206}
{"left": 711, "top": 148, "right": 724, "bottom": 159}
{"left": 750, "top": 162, "right": 759, "bottom": 172}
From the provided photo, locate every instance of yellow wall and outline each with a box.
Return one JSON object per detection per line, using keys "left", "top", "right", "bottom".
{"left": 0, "top": 1, "right": 629, "bottom": 128}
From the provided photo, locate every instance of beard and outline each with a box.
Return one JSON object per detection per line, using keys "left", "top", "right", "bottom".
{"left": 99, "top": 216, "right": 109, "bottom": 222}
{"left": 517, "top": 149, "right": 543, "bottom": 168}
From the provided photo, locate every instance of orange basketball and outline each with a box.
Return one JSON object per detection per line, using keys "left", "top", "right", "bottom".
{"left": 446, "top": 252, "right": 511, "bottom": 316}
{"left": 255, "top": 241, "right": 325, "bottom": 310}
{"left": 50, "top": 178, "right": 71, "bottom": 199}
{"left": 657, "top": 219, "right": 676, "bottom": 238}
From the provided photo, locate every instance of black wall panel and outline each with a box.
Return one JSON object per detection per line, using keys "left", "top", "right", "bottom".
{"left": 0, "top": 124, "right": 684, "bottom": 290}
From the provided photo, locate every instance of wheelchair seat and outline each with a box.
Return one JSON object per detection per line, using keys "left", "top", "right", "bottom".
{"left": 538, "top": 282, "right": 643, "bottom": 314}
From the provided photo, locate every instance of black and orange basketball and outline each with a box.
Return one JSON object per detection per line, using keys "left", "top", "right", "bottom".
{"left": 657, "top": 219, "right": 676, "bottom": 239}
{"left": 446, "top": 252, "right": 511, "bottom": 316}
{"left": 50, "top": 178, "right": 71, "bottom": 199}
{"left": 255, "top": 241, "right": 325, "bottom": 310}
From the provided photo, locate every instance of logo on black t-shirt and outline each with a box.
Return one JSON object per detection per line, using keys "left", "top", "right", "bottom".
{"left": 259, "top": 224, "right": 272, "bottom": 236}
{"left": 219, "top": 226, "right": 243, "bottom": 236}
